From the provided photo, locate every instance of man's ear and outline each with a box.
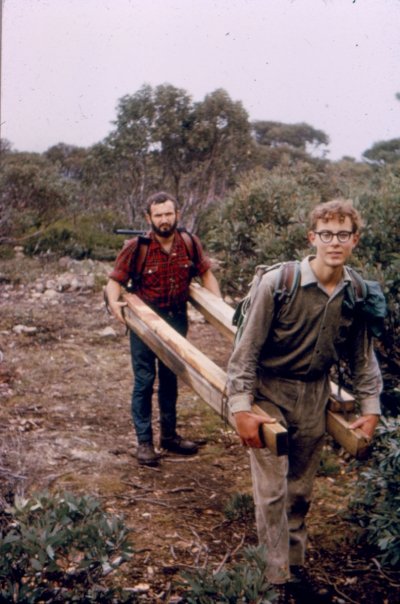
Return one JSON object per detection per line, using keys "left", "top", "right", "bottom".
{"left": 308, "top": 230, "right": 316, "bottom": 246}
{"left": 145, "top": 212, "right": 151, "bottom": 225}
{"left": 352, "top": 232, "right": 360, "bottom": 247}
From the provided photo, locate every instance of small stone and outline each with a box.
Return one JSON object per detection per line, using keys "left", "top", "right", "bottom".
{"left": 13, "top": 325, "right": 38, "bottom": 335}
{"left": 98, "top": 326, "right": 117, "bottom": 338}
{"left": 43, "top": 289, "right": 59, "bottom": 299}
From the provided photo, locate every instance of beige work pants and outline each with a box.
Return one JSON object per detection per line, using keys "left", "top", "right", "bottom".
{"left": 250, "top": 374, "right": 330, "bottom": 584}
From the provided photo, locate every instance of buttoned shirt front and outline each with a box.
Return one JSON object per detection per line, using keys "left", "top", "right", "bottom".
{"left": 227, "top": 256, "right": 382, "bottom": 416}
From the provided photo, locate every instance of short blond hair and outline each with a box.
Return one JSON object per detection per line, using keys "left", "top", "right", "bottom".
{"left": 309, "top": 199, "right": 363, "bottom": 232}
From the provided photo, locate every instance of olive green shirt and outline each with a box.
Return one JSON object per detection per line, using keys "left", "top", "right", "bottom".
{"left": 227, "top": 256, "right": 382, "bottom": 416}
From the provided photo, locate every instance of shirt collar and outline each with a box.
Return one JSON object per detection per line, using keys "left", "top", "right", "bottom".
{"left": 300, "top": 255, "right": 352, "bottom": 288}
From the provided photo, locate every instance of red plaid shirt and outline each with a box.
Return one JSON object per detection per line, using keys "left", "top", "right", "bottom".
{"left": 109, "top": 231, "right": 212, "bottom": 310}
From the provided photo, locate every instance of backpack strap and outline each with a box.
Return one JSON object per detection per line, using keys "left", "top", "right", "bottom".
{"left": 345, "top": 266, "right": 367, "bottom": 303}
{"left": 133, "top": 235, "right": 151, "bottom": 277}
{"left": 232, "top": 261, "right": 300, "bottom": 337}
{"left": 125, "top": 234, "right": 151, "bottom": 291}
{"left": 274, "top": 261, "right": 301, "bottom": 303}
{"left": 177, "top": 227, "right": 198, "bottom": 265}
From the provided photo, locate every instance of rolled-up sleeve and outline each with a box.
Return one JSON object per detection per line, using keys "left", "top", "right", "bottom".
{"left": 108, "top": 239, "right": 138, "bottom": 285}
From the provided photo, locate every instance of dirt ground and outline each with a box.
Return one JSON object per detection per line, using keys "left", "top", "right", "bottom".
{"left": 0, "top": 256, "right": 399, "bottom": 603}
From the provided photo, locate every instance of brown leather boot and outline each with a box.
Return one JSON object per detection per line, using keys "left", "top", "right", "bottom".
{"left": 137, "top": 443, "right": 160, "bottom": 466}
{"left": 160, "top": 434, "right": 198, "bottom": 455}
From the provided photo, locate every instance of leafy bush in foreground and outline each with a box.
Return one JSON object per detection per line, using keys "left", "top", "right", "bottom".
{"left": 348, "top": 417, "right": 400, "bottom": 567}
{"left": 0, "top": 491, "right": 136, "bottom": 602}
{"left": 178, "top": 544, "right": 276, "bottom": 604}
{"left": 223, "top": 493, "right": 255, "bottom": 522}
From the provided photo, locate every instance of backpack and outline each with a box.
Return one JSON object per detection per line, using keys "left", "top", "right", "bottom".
{"left": 232, "top": 261, "right": 301, "bottom": 345}
{"left": 126, "top": 227, "right": 199, "bottom": 292}
{"left": 232, "top": 261, "right": 386, "bottom": 346}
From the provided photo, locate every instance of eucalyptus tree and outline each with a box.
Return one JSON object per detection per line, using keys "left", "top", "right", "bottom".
{"left": 362, "top": 138, "right": 400, "bottom": 166}
{"left": 179, "top": 88, "right": 254, "bottom": 224}
{"left": 91, "top": 84, "right": 255, "bottom": 228}
{"left": 251, "top": 120, "right": 329, "bottom": 169}
{"left": 45, "top": 143, "right": 88, "bottom": 180}
{"left": 0, "top": 150, "right": 75, "bottom": 242}
{"left": 102, "top": 83, "right": 193, "bottom": 221}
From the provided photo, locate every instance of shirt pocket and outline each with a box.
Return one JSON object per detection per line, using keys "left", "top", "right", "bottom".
{"left": 174, "top": 261, "right": 193, "bottom": 288}
{"left": 141, "top": 264, "right": 160, "bottom": 289}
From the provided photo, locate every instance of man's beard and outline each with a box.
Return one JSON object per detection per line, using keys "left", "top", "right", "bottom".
{"left": 150, "top": 218, "right": 178, "bottom": 238}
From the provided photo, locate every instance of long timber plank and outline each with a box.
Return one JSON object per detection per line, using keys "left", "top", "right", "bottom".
{"left": 123, "top": 293, "right": 288, "bottom": 456}
{"left": 189, "top": 284, "right": 370, "bottom": 459}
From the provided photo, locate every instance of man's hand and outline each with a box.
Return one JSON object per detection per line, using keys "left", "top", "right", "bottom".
{"left": 234, "top": 411, "right": 277, "bottom": 448}
{"left": 105, "top": 280, "right": 127, "bottom": 325}
{"left": 349, "top": 414, "right": 380, "bottom": 440}
{"left": 200, "top": 269, "right": 222, "bottom": 298}
{"left": 108, "top": 299, "right": 127, "bottom": 325}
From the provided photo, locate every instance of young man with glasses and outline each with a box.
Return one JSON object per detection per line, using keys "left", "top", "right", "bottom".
{"left": 226, "top": 199, "right": 382, "bottom": 602}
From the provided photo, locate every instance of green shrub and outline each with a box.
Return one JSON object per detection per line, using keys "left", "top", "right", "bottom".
{"left": 0, "top": 491, "right": 136, "bottom": 602}
{"left": 23, "top": 212, "right": 124, "bottom": 259}
{"left": 317, "top": 445, "right": 341, "bottom": 477}
{"left": 178, "top": 544, "right": 276, "bottom": 603}
{"left": 355, "top": 179, "right": 400, "bottom": 383}
{"left": 348, "top": 417, "right": 400, "bottom": 567}
{"left": 202, "top": 166, "right": 319, "bottom": 295}
{"left": 202, "top": 165, "right": 399, "bottom": 410}
{"left": 224, "top": 493, "right": 255, "bottom": 522}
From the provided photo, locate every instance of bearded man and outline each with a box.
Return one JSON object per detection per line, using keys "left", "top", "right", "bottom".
{"left": 106, "top": 191, "right": 221, "bottom": 467}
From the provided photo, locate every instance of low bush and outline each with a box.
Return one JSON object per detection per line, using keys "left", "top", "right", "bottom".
{"left": 23, "top": 212, "right": 124, "bottom": 260}
{"left": 348, "top": 417, "right": 400, "bottom": 567}
{"left": 178, "top": 544, "right": 276, "bottom": 604}
{"left": 0, "top": 491, "right": 136, "bottom": 602}
{"left": 223, "top": 493, "right": 255, "bottom": 522}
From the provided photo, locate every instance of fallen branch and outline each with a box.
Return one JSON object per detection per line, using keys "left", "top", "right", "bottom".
{"left": 213, "top": 532, "right": 246, "bottom": 574}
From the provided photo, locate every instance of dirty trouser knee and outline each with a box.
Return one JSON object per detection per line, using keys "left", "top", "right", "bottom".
{"left": 250, "top": 375, "right": 330, "bottom": 584}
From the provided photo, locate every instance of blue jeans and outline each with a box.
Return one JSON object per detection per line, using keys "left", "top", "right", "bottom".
{"left": 129, "top": 308, "right": 188, "bottom": 444}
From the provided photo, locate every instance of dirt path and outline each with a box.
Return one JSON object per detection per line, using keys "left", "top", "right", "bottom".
{"left": 0, "top": 256, "right": 398, "bottom": 603}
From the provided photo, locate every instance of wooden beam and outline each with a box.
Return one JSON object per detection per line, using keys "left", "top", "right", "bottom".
{"left": 189, "top": 282, "right": 237, "bottom": 342}
{"left": 189, "top": 284, "right": 370, "bottom": 459}
{"left": 326, "top": 410, "right": 370, "bottom": 459}
{"left": 252, "top": 404, "right": 288, "bottom": 456}
{"left": 122, "top": 293, "right": 288, "bottom": 456}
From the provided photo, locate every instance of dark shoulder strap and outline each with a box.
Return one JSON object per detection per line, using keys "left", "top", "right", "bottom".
{"left": 346, "top": 266, "right": 367, "bottom": 303}
{"left": 177, "top": 227, "right": 199, "bottom": 264}
{"left": 131, "top": 235, "right": 151, "bottom": 278}
{"left": 274, "top": 261, "right": 301, "bottom": 302}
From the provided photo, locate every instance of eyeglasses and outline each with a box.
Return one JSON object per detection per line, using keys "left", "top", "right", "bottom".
{"left": 313, "top": 230, "right": 354, "bottom": 244}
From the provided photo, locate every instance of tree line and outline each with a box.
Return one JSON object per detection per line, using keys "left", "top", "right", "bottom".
{"left": 1, "top": 83, "right": 399, "bottom": 402}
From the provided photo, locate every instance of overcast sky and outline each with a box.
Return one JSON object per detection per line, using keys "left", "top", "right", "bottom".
{"left": 2, "top": 0, "right": 400, "bottom": 160}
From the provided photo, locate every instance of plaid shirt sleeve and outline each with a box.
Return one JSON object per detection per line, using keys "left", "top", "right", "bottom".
{"left": 191, "top": 233, "right": 212, "bottom": 276}
{"left": 108, "top": 238, "right": 139, "bottom": 285}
